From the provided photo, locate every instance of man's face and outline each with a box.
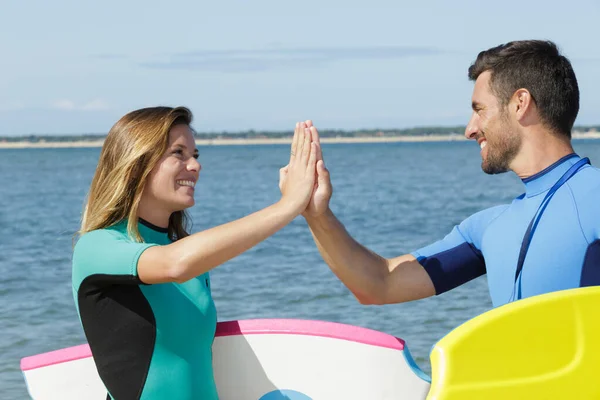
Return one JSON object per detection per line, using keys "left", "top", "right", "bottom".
{"left": 465, "top": 71, "right": 522, "bottom": 174}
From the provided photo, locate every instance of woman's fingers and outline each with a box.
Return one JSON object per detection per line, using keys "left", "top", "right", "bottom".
{"left": 290, "top": 122, "right": 299, "bottom": 164}
{"left": 278, "top": 165, "right": 288, "bottom": 192}
{"left": 294, "top": 122, "right": 306, "bottom": 165}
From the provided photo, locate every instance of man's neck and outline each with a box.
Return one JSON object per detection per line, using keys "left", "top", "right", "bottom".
{"left": 511, "top": 132, "right": 575, "bottom": 180}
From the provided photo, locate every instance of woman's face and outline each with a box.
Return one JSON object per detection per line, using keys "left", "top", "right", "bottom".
{"left": 142, "top": 124, "right": 201, "bottom": 215}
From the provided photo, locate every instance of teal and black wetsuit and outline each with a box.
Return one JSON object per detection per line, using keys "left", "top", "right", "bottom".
{"left": 72, "top": 219, "right": 218, "bottom": 400}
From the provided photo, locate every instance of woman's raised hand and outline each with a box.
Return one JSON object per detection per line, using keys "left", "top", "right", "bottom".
{"left": 278, "top": 122, "right": 318, "bottom": 215}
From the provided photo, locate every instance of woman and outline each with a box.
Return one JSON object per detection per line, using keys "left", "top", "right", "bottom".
{"left": 72, "top": 106, "right": 318, "bottom": 400}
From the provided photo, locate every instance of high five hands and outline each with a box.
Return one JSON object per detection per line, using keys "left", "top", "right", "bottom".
{"left": 279, "top": 121, "right": 332, "bottom": 218}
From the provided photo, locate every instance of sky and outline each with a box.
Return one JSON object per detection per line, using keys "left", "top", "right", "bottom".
{"left": 1, "top": 0, "right": 599, "bottom": 136}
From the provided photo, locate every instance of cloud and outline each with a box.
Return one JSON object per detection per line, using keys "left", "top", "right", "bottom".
{"left": 52, "top": 100, "right": 76, "bottom": 111}
{"left": 81, "top": 99, "right": 110, "bottom": 111}
{"left": 139, "top": 46, "right": 443, "bottom": 72}
{"left": 92, "top": 53, "right": 128, "bottom": 60}
{"left": 51, "top": 99, "right": 110, "bottom": 111}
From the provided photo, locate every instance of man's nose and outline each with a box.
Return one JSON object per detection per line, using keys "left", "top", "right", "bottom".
{"left": 464, "top": 113, "right": 479, "bottom": 140}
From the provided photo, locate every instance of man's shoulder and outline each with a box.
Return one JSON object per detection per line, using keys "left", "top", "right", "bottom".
{"left": 453, "top": 204, "right": 512, "bottom": 242}
{"left": 465, "top": 203, "right": 511, "bottom": 226}
{"left": 567, "top": 165, "right": 600, "bottom": 206}
{"left": 563, "top": 165, "right": 600, "bottom": 239}
{"left": 570, "top": 163, "right": 600, "bottom": 186}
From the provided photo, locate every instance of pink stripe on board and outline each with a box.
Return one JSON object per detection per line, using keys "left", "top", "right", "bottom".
{"left": 20, "top": 344, "right": 92, "bottom": 371}
{"left": 21, "top": 319, "right": 405, "bottom": 371}
{"left": 216, "top": 319, "right": 405, "bottom": 351}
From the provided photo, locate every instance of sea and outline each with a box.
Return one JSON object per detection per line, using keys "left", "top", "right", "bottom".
{"left": 2, "top": 139, "right": 599, "bottom": 398}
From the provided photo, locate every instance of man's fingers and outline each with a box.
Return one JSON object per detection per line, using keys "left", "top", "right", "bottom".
{"left": 317, "top": 160, "right": 330, "bottom": 184}
{"left": 307, "top": 142, "right": 317, "bottom": 174}
{"left": 310, "top": 126, "right": 322, "bottom": 149}
{"left": 301, "top": 127, "right": 311, "bottom": 164}
{"left": 315, "top": 141, "right": 323, "bottom": 163}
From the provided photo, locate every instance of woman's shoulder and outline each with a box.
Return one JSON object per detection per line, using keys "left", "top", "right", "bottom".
{"left": 74, "top": 224, "right": 131, "bottom": 252}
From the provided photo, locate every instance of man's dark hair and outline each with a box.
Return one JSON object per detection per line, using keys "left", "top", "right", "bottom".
{"left": 468, "top": 40, "right": 579, "bottom": 138}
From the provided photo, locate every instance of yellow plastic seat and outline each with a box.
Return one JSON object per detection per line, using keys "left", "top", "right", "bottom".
{"left": 427, "top": 286, "right": 600, "bottom": 399}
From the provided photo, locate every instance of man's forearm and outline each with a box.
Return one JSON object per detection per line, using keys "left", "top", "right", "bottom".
{"left": 305, "top": 209, "right": 389, "bottom": 303}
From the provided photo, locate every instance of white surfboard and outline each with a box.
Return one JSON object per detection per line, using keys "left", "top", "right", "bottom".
{"left": 21, "top": 319, "right": 431, "bottom": 400}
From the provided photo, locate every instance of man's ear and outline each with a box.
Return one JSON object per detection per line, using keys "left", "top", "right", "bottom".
{"left": 512, "top": 88, "right": 534, "bottom": 122}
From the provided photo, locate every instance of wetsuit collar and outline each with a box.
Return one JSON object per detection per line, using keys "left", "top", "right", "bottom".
{"left": 522, "top": 153, "right": 580, "bottom": 197}
{"left": 139, "top": 218, "right": 168, "bottom": 233}
{"left": 138, "top": 218, "right": 171, "bottom": 244}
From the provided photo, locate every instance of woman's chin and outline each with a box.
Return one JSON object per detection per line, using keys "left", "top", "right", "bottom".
{"left": 166, "top": 199, "right": 195, "bottom": 213}
{"left": 179, "top": 198, "right": 195, "bottom": 209}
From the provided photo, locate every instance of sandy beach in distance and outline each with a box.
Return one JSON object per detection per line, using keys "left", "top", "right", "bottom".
{"left": 1, "top": 132, "right": 599, "bottom": 149}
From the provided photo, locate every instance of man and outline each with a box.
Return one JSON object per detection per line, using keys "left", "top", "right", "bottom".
{"left": 285, "top": 40, "right": 600, "bottom": 308}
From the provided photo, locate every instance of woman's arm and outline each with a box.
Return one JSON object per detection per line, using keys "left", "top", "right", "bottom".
{"left": 138, "top": 123, "right": 318, "bottom": 284}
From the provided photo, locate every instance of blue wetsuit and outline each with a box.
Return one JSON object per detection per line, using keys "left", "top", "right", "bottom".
{"left": 412, "top": 154, "right": 600, "bottom": 307}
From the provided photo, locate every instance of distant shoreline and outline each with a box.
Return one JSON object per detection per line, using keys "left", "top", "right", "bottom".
{"left": 0, "top": 135, "right": 466, "bottom": 148}
{"left": 1, "top": 132, "right": 600, "bottom": 148}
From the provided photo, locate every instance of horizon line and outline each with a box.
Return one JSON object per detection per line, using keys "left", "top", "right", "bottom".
{"left": 2, "top": 124, "right": 599, "bottom": 139}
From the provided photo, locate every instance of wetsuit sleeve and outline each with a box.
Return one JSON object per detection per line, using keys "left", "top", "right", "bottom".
{"left": 581, "top": 239, "right": 600, "bottom": 286}
{"left": 72, "top": 229, "right": 157, "bottom": 291}
{"left": 411, "top": 205, "right": 508, "bottom": 295}
{"left": 570, "top": 177, "right": 600, "bottom": 287}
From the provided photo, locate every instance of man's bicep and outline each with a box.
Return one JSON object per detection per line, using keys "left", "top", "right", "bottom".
{"left": 384, "top": 205, "right": 507, "bottom": 302}
{"left": 382, "top": 254, "right": 436, "bottom": 304}
{"left": 581, "top": 239, "right": 600, "bottom": 286}
{"left": 410, "top": 225, "right": 486, "bottom": 296}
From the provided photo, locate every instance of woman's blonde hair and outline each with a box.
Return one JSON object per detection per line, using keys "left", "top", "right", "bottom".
{"left": 78, "top": 106, "right": 194, "bottom": 242}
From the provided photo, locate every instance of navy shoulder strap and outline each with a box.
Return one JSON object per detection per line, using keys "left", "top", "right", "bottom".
{"left": 509, "top": 157, "right": 590, "bottom": 302}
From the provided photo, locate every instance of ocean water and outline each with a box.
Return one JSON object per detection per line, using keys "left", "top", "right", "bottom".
{"left": 1, "top": 140, "right": 599, "bottom": 398}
